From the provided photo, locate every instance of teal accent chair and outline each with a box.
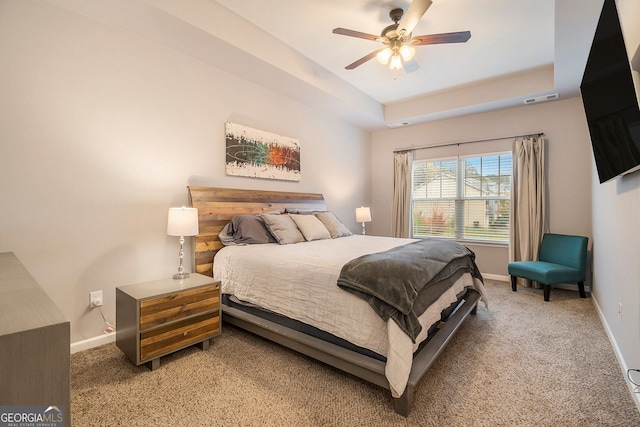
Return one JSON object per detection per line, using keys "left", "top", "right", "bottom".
{"left": 508, "top": 233, "right": 588, "bottom": 302}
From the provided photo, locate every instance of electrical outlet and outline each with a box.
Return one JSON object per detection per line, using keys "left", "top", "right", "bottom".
{"left": 618, "top": 302, "right": 623, "bottom": 322}
{"left": 90, "top": 290, "right": 103, "bottom": 308}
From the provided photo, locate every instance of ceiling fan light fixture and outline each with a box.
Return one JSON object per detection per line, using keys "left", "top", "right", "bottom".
{"left": 333, "top": 1, "right": 471, "bottom": 72}
{"left": 376, "top": 48, "right": 392, "bottom": 65}
{"left": 399, "top": 44, "right": 415, "bottom": 61}
{"left": 389, "top": 54, "right": 403, "bottom": 70}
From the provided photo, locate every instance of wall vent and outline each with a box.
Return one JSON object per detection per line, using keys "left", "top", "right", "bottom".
{"left": 387, "top": 121, "right": 411, "bottom": 128}
{"left": 524, "top": 93, "right": 559, "bottom": 104}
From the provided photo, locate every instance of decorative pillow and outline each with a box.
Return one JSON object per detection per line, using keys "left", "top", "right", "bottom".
{"left": 290, "top": 214, "right": 331, "bottom": 241}
{"left": 314, "top": 211, "right": 353, "bottom": 238}
{"left": 261, "top": 214, "right": 305, "bottom": 245}
{"left": 218, "top": 214, "right": 277, "bottom": 245}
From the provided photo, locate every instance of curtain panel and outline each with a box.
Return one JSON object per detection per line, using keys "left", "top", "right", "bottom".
{"left": 392, "top": 151, "right": 412, "bottom": 238}
{"left": 509, "top": 135, "right": 548, "bottom": 287}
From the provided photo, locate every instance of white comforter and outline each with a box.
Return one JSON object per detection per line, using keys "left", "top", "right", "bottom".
{"left": 213, "top": 235, "right": 486, "bottom": 397}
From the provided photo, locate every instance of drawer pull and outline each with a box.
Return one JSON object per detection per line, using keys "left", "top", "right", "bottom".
{"left": 183, "top": 331, "right": 188, "bottom": 336}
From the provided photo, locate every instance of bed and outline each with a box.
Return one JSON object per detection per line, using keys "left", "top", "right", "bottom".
{"left": 188, "top": 186, "right": 486, "bottom": 416}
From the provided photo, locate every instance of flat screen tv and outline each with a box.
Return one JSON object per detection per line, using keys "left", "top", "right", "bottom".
{"left": 580, "top": 0, "right": 640, "bottom": 183}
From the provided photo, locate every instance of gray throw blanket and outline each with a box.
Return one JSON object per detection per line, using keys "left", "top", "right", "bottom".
{"left": 337, "top": 239, "right": 483, "bottom": 342}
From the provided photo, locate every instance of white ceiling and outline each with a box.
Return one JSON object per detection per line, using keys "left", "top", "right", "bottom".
{"left": 208, "top": 0, "right": 605, "bottom": 129}
{"left": 215, "top": 0, "right": 555, "bottom": 105}
{"left": 46, "top": 0, "right": 606, "bottom": 130}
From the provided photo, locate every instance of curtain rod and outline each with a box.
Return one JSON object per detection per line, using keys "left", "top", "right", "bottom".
{"left": 393, "top": 132, "right": 544, "bottom": 153}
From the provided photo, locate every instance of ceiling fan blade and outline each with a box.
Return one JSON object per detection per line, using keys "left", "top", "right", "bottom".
{"left": 345, "top": 49, "right": 384, "bottom": 70}
{"left": 403, "top": 58, "right": 419, "bottom": 73}
{"left": 397, "top": 0, "right": 433, "bottom": 38}
{"left": 410, "top": 31, "right": 471, "bottom": 45}
{"left": 332, "top": 27, "right": 381, "bottom": 42}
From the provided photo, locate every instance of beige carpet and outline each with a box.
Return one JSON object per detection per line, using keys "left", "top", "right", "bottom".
{"left": 71, "top": 280, "right": 639, "bottom": 426}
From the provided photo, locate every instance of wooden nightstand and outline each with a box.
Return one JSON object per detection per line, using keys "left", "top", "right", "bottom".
{"left": 116, "top": 274, "right": 220, "bottom": 370}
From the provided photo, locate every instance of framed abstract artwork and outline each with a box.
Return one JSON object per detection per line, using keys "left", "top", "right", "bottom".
{"left": 225, "top": 122, "right": 301, "bottom": 181}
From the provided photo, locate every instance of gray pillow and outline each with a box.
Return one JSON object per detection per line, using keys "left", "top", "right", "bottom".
{"left": 290, "top": 214, "right": 331, "bottom": 241}
{"left": 314, "top": 212, "right": 352, "bottom": 238}
{"left": 261, "top": 214, "right": 305, "bottom": 245}
{"left": 284, "top": 208, "right": 322, "bottom": 214}
{"left": 218, "top": 215, "right": 277, "bottom": 245}
{"left": 218, "top": 222, "right": 237, "bottom": 246}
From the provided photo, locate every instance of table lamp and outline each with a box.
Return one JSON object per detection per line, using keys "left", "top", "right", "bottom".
{"left": 355, "top": 207, "right": 371, "bottom": 235}
{"left": 167, "top": 207, "right": 199, "bottom": 279}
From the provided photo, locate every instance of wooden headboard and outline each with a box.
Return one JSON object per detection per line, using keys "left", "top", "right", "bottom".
{"left": 187, "top": 186, "right": 326, "bottom": 277}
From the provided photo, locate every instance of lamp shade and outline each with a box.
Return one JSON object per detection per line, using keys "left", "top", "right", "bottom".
{"left": 376, "top": 47, "right": 392, "bottom": 64}
{"left": 389, "top": 54, "right": 402, "bottom": 71}
{"left": 399, "top": 44, "right": 415, "bottom": 61}
{"left": 355, "top": 207, "right": 372, "bottom": 223}
{"left": 167, "top": 207, "right": 199, "bottom": 236}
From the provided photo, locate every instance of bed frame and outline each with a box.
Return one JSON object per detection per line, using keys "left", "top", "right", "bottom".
{"left": 187, "top": 186, "right": 480, "bottom": 416}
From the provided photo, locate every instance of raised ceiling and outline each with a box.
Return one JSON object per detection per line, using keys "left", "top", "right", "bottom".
{"left": 214, "top": 0, "right": 605, "bottom": 128}
{"left": 215, "top": 0, "right": 555, "bottom": 105}
{"left": 46, "top": 0, "right": 606, "bottom": 130}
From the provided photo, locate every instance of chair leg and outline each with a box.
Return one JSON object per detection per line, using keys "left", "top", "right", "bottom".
{"left": 578, "top": 282, "right": 586, "bottom": 298}
{"left": 511, "top": 275, "right": 517, "bottom": 292}
{"left": 543, "top": 285, "right": 550, "bottom": 302}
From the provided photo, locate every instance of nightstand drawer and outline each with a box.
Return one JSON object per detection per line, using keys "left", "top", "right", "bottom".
{"left": 140, "top": 311, "right": 220, "bottom": 361}
{"left": 139, "top": 284, "right": 220, "bottom": 330}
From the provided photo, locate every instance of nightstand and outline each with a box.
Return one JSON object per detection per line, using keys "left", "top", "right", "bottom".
{"left": 116, "top": 274, "right": 220, "bottom": 370}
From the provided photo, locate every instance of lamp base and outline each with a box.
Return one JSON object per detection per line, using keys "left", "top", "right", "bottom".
{"left": 173, "top": 272, "right": 190, "bottom": 280}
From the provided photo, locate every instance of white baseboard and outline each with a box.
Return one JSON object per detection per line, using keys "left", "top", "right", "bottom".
{"left": 483, "top": 273, "right": 509, "bottom": 282}
{"left": 592, "top": 295, "right": 640, "bottom": 413}
{"left": 70, "top": 332, "right": 116, "bottom": 354}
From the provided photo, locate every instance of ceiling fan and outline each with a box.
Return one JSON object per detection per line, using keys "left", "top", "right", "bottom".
{"left": 332, "top": 0, "right": 471, "bottom": 72}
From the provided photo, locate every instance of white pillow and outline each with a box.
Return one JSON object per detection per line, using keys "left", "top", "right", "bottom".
{"left": 261, "top": 214, "right": 305, "bottom": 245}
{"left": 314, "top": 211, "right": 353, "bottom": 238}
{"left": 290, "top": 214, "right": 331, "bottom": 241}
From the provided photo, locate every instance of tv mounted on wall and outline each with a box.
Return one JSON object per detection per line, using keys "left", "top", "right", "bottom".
{"left": 580, "top": 0, "right": 640, "bottom": 184}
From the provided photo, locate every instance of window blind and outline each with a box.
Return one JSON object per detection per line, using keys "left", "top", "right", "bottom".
{"left": 411, "top": 152, "right": 512, "bottom": 243}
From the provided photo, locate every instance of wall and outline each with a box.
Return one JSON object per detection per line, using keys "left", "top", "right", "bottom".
{"left": 590, "top": 0, "right": 640, "bottom": 409}
{"left": 370, "top": 97, "right": 593, "bottom": 277}
{"left": 0, "top": 1, "right": 371, "bottom": 343}
{"left": 592, "top": 162, "right": 640, "bottom": 409}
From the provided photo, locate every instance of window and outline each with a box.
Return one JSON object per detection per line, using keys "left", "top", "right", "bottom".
{"left": 411, "top": 152, "right": 512, "bottom": 243}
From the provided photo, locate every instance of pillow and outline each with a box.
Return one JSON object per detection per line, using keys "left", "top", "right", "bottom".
{"left": 314, "top": 211, "right": 353, "bottom": 238}
{"left": 284, "top": 208, "right": 322, "bottom": 214}
{"left": 218, "top": 222, "right": 236, "bottom": 246}
{"left": 218, "top": 214, "right": 277, "bottom": 245}
{"left": 261, "top": 214, "right": 305, "bottom": 245}
{"left": 290, "top": 214, "right": 331, "bottom": 241}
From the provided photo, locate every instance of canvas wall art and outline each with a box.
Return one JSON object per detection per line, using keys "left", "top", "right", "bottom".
{"left": 225, "top": 122, "right": 301, "bottom": 181}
